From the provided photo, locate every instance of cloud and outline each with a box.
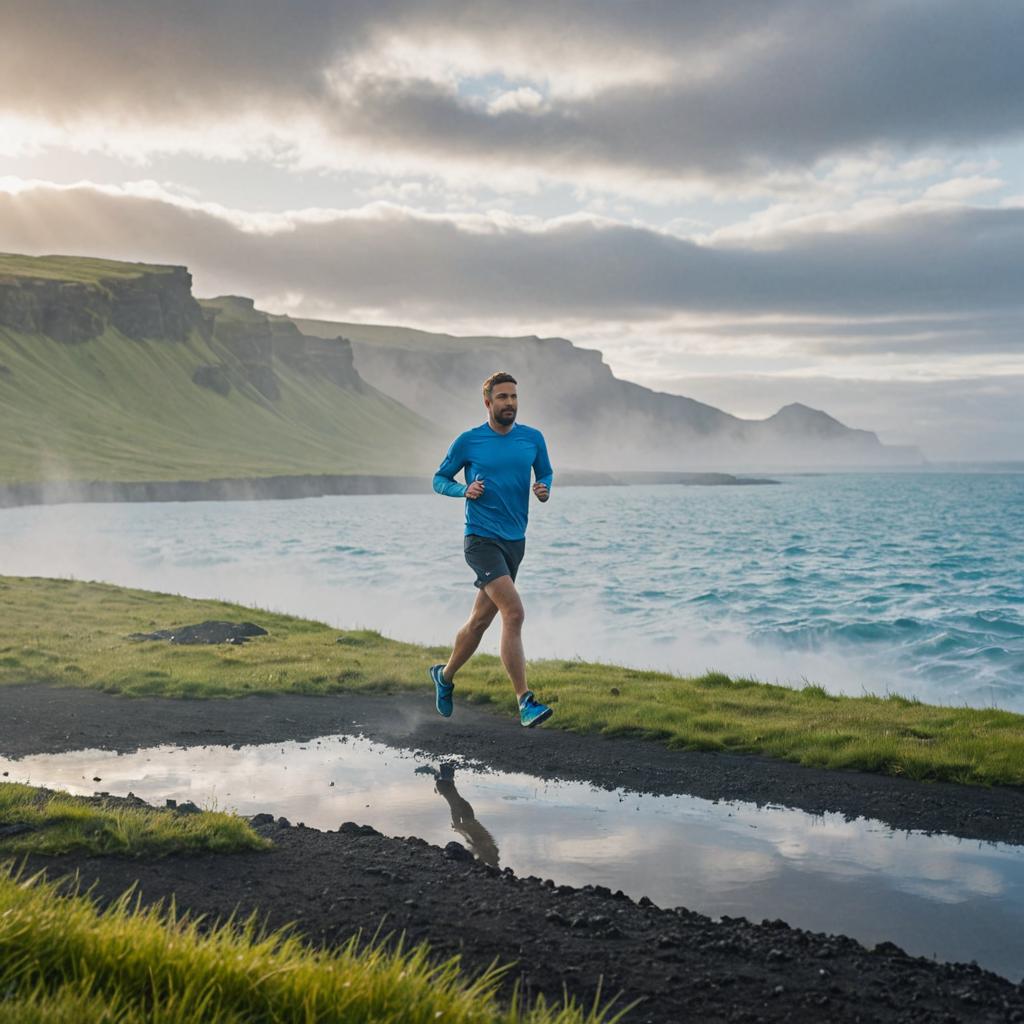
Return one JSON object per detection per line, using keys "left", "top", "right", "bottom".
{"left": 2, "top": 180, "right": 1022, "bottom": 334}
{"left": 924, "top": 176, "right": 1006, "bottom": 202}
{"left": 3, "top": 1, "right": 1024, "bottom": 193}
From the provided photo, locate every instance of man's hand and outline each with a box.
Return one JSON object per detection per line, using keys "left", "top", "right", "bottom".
{"left": 465, "top": 478, "right": 485, "bottom": 500}
{"left": 532, "top": 482, "right": 550, "bottom": 502}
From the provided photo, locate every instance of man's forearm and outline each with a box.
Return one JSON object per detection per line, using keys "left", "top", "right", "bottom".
{"left": 433, "top": 473, "right": 468, "bottom": 498}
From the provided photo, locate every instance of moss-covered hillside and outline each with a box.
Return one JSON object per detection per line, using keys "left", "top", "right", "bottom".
{"left": 0, "top": 253, "right": 442, "bottom": 484}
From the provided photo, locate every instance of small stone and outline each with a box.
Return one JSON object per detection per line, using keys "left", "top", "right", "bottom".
{"left": 873, "top": 941, "right": 905, "bottom": 957}
{"left": 443, "top": 841, "right": 473, "bottom": 862}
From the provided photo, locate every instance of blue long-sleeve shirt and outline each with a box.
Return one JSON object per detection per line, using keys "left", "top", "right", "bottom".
{"left": 433, "top": 422, "right": 553, "bottom": 541}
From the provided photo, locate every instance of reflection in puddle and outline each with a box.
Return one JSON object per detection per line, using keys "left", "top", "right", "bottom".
{"left": 417, "top": 762, "right": 500, "bottom": 867}
{"left": 3, "top": 734, "right": 1023, "bottom": 981}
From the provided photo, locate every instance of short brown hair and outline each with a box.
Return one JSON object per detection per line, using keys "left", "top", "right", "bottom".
{"left": 482, "top": 371, "right": 517, "bottom": 399}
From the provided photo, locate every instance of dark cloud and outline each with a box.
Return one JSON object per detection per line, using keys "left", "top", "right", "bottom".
{"left": 3, "top": 1, "right": 1024, "bottom": 182}
{"left": 1, "top": 184, "right": 1022, "bottom": 336}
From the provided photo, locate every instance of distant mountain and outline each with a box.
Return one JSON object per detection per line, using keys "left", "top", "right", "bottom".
{"left": 291, "top": 317, "right": 924, "bottom": 470}
{"left": 0, "top": 253, "right": 440, "bottom": 485}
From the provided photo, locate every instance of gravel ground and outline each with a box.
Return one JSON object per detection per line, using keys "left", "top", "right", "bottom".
{"left": 4, "top": 684, "right": 1024, "bottom": 1022}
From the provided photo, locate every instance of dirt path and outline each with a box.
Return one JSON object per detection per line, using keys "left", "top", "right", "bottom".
{"left": 4, "top": 685, "right": 1023, "bottom": 845}
{"left": 4, "top": 685, "right": 1024, "bottom": 1022}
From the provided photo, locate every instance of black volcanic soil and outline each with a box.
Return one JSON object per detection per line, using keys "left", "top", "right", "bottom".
{"left": 3, "top": 685, "right": 1024, "bottom": 1022}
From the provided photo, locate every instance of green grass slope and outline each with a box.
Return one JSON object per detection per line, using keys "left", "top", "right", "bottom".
{"left": 0, "top": 261, "right": 441, "bottom": 484}
{"left": 0, "top": 252, "right": 172, "bottom": 285}
{"left": 0, "top": 325, "right": 436, "bottom": 482}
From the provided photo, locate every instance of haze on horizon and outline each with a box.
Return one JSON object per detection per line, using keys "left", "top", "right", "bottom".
{"left": 1, "top": 1, "right": 1022, "bottom": 461}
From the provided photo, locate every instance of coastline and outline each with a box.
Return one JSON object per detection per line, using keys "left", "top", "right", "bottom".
{"left": 0, "top": 470, "right": 778, "bottom": 509}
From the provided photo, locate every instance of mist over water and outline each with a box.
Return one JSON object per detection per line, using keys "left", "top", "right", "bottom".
{"left": 1, "top": 473, "right": 1022, "bottom": 710}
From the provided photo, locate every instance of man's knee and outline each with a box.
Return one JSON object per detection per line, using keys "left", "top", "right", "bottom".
{"left": 501, "top": 603, "right": 525, "bottom": 630}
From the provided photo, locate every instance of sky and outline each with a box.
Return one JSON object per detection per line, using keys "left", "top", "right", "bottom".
{"left": 1, "top": 0, "right": 1023, "bottom": 460}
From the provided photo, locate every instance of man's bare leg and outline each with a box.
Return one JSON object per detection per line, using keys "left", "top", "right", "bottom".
{"left": 481, "top": 575, "right": 528, "bottom": 700}
{"left": 443, "top": 586, "right": 499, "bottom": 682}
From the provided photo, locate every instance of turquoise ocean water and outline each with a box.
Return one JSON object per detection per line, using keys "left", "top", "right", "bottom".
{"left": 1, "top": 472, "right": 1021, "bottom": 710}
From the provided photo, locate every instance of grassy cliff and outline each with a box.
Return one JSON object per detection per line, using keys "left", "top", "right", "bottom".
{"left": 0, "top": 254, "right": 441, "bottom": 484}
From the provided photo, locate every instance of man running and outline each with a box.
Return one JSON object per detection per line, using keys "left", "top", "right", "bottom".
{"left": 430, "top": 371, "right": 554, "bottom": 727}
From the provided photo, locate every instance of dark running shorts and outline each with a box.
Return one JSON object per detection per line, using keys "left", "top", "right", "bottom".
{"left": 464, "top": 534, "right": 526, "bottom": 589}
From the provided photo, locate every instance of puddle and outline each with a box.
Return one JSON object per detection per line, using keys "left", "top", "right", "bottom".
{"left": 3, "top": 734, "right": 1023, "bottom": 981}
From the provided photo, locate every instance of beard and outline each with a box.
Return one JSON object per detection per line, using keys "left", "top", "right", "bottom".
{"left": 496, "top": 407, "right": 517, "bottom": 422}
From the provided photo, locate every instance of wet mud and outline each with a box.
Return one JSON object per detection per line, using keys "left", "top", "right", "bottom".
{"left": 3, "top": 685, "right": 1024, "bottom": 1021}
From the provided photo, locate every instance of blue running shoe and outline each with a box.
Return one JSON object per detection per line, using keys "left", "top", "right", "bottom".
{"left": 430, "top": 664, "right": 454, "bottom": 717}
{"left": 519, "top": 690, "right": 553, "bottom": 728}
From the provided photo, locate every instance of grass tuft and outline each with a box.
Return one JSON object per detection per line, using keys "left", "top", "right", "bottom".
{"left": 0, "top": 783, "right": 268, "bottom": 858}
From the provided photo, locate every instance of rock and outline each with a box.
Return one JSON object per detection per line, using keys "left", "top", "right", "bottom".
{"left": 0, "top": 823, "right": 37, "bottom": 837}
{"left": 873, "top": 941, "right": 906, "bottom": 957}
{"left": 0, "top": 265, "right": 203, "bottom": 344}
{"left": 249, "top": 813, "right": 275, "bottom": 827}
{"left": 338, "top": 822, "right": 378, "bottom": 836}
{"left": 128, "top": 621, "right": 268, "bottom": 645}
{"left": 443, "top": 841, "right": 474, "bottom": 861}
{"left": 192, "top": 364, "right": 232, "bottom": 396}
